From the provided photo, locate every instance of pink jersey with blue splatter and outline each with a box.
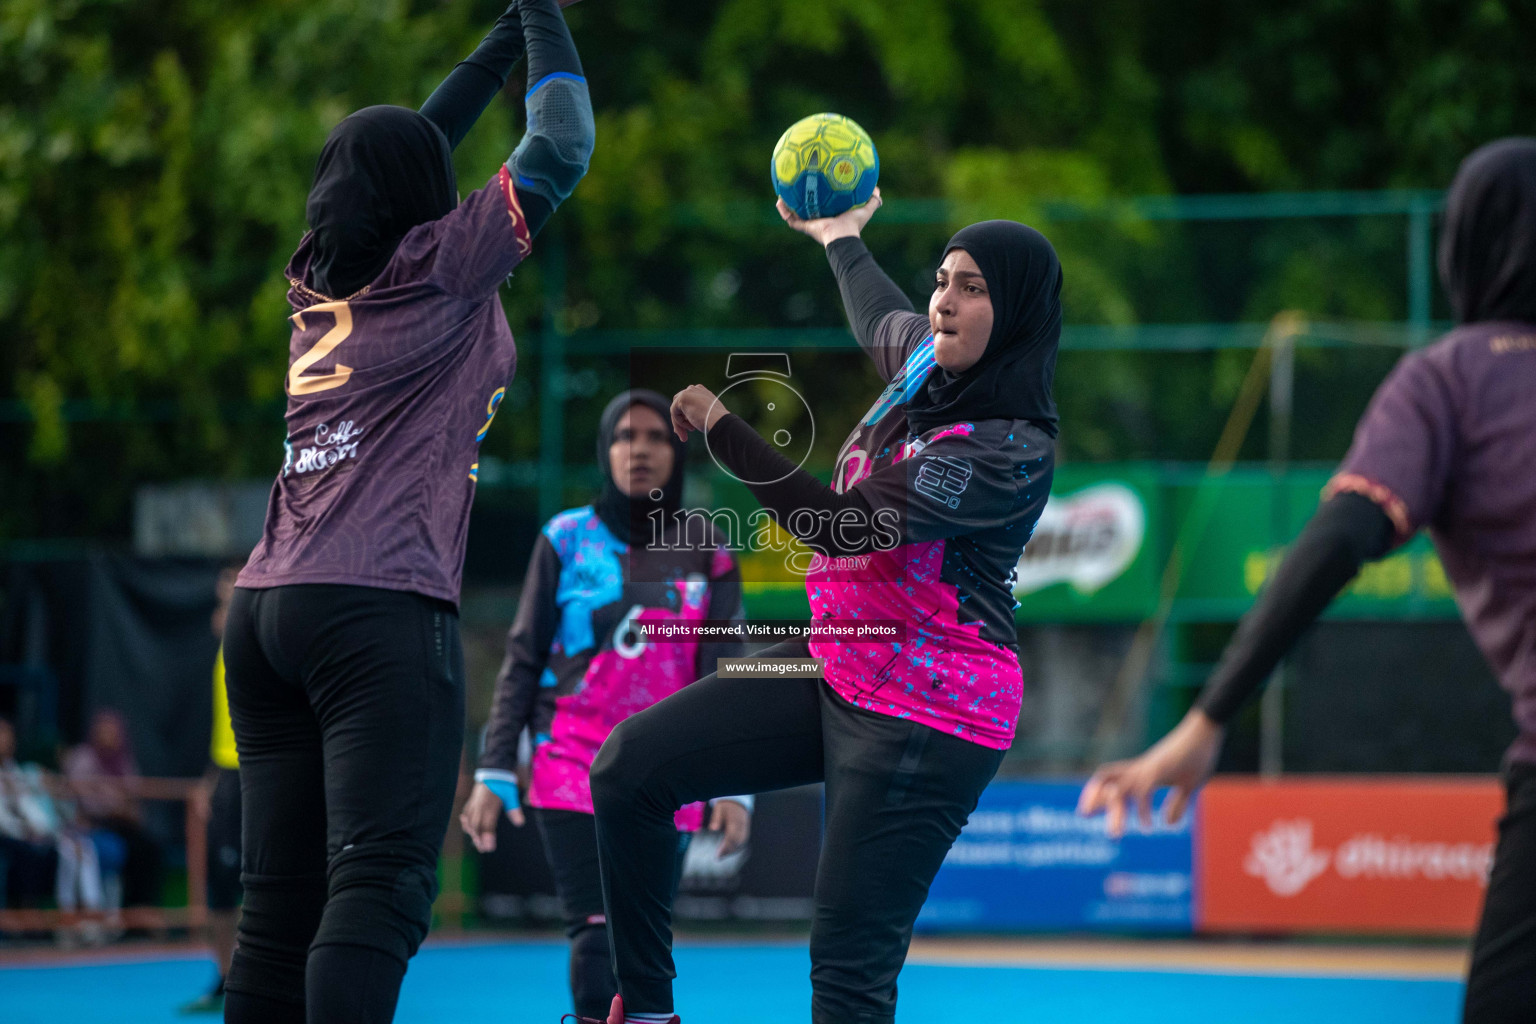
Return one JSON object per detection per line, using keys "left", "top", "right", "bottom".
{"left": 480, "top": 507, "right": 743, "bottom": 827}
{"left": 810, "top": 311, "right": 1054, "bottom": 749}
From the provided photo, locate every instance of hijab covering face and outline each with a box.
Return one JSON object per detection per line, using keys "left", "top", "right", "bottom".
{"left": 305, "top": 105, "right": 457, "bottom": 299}
{"left": 1439, "top": 138, "right": 1536, "bottom": 325}
{"left": 594, "top": 390, "right": 687, "bottom": 547}
{"left": 906, "top": 220, "right": 1063, "bottom": 437}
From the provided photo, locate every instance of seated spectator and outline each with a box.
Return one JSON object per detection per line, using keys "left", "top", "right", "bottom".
{"left": 65, "top": 709, "right": 162, "bottom": 910}
{"left": 0, "top": 716, "right": 57, "bottom": 910}
{"left": 0, "top": 716, "right": 103, "bottom": 919}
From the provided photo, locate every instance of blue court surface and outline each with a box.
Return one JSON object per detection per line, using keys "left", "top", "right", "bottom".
{"left": 0, "top": 939, "right": 1463, "bottom": 1023}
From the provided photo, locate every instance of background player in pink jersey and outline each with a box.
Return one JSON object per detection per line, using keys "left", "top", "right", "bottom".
{"left": 222, "top": 2, "right": 593, "bottom": 1021}
{"left": 459, "top": 389, "right": 752, "bottom": 1022}
{"left": 584, "top": 197, "right": 1059, "bottom": 1024}
{"left": 1079, "top": 138, "right": 1536, "bottom": 1024}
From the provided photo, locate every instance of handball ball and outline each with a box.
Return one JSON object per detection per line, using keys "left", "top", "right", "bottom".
{"left": 771, "top": 113, "right": 879, "bottom": 221}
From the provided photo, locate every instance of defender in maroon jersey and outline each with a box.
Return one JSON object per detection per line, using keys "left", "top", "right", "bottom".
{"left": 221, "top": 3, "right": 594, "bottom": 1022}
{"left": 1080, "top": 139, "right": 1536, "bottom": 1024}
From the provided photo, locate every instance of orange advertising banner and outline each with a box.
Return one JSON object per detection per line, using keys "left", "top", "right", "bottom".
{"left": 1198, "top": 777, "right": 1503, "bottom": 934}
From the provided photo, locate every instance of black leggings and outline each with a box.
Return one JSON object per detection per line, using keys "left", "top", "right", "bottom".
{"left": 535, "top": 808, "right": 690, "bottom": 1021}
{"left": 592, "top": 640, "right": 1005, "bottom": 1024}
{"left": 1464, "top": 762, "right": 1536, "bottom": 1023}
{"left": 221, "top": 584, "right": 465, "bottom": 1024}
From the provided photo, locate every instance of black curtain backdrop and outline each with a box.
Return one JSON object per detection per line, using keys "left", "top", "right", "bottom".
{"left": 1, "top": 554, "right": 220, "bottom": 776}
{"left": 1217, "top": 620, "right": 1517, "bottom": 774}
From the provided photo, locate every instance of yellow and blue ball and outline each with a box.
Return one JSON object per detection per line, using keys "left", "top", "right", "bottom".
{"left": 770, "top": 113, "right": 879, "bottom": 221}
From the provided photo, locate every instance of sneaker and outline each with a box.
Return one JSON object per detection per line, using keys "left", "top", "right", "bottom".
{"left": 559, "top": 995, "right": 678, "bottom": 1024}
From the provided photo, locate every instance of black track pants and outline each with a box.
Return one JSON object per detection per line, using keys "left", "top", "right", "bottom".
{"left": 222, "top": 584, "right": 464, "bottom": 1024}
{"left": 591, "top": 639, "right": 1004, "bottom": 1024}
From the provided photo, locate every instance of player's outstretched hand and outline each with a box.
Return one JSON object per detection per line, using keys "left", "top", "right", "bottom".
{"left": 460, "top": 781, "right": 525, "bottom": 854}
{"left": 777, "top": 186, "right": 883, "bottom": 248}
{"left": 1077, "top": 709, "right": 1225, "bottom": 838}
{"left": 710, "top": 799, "right": 751, "bottom": 858}
{"left": 671, "top": 384, "right": 730, "bottom": 441}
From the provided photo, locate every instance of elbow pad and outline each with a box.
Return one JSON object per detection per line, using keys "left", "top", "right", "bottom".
{"left": 508, "top": 72, "right": 594, "bottom": 207}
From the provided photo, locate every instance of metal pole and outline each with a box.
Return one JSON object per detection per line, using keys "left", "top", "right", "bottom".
{"left": 1408, "top": 202, "right": 1433, "bottom": 346}
{"left": 538, "top": 230, "right": 567, "bottom": 523}
{"left": 1259, "top": 324, "right": 1294, "bottom": 778}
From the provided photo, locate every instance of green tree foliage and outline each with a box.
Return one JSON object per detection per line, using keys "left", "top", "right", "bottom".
{"left": 3, "top": 0, "right": 1532, "bottom": 540}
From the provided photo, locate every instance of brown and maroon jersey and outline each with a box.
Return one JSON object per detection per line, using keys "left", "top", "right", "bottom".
{"left": 1326, "top": 320, "right": 1536, "bottom": 764}
{"left": 238, "top": 167, "right": 533, "bottom": 605}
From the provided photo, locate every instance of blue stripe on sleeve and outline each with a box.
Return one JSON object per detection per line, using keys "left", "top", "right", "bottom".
{"left": 525, "top": 71, "right": 586, "bottom": 101}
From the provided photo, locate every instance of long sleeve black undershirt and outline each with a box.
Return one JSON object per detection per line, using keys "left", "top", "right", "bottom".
{"left": 419, "top": 4, "right": 525, "bottom": 151}
{"left": 419, "top": 0, "right": 583, "bottom": 238}
{"left": 826, "top": 235, "right": 914, "bottom": 352}
{"left": 1194, "top": 492, "right": 1396, "bottom": 724}
{"left": 480, "top": 532, "right": 561, "bottom": 773}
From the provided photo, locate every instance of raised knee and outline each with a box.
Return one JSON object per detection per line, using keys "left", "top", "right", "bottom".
{"left": 590, "top": 723, "right": 638, "bottom": 810}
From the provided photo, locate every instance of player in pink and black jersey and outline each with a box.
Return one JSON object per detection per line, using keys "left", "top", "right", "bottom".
{"left": 458, "top": 390, "right": 753, "bottom": 1022}
{"left": 585, "top": 194, "right": 1059, "bottom": 1024}
{"left": 223, "top": 3, "right": 592, "bottom": 1021}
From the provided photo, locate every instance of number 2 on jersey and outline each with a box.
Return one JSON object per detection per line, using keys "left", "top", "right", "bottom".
{"left": 288, "top": 302, "right": 353, "bottom": 396}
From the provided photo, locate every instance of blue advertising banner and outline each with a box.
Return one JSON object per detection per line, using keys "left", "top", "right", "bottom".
{"left": 917, "top": 781, "right": 1194, "bottom": 933}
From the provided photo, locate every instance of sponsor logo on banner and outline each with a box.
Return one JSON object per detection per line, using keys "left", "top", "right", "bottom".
{"left": 920, "top": 782, "right": 1193, "bottom": 932}
{"left": 1244, "top": 820, "right": 1332, "bottom": 896}
{"left": 1014, "top": 483, "right": 1145, "bottom": 596}
{"left": 1243, "top": 818, "right": 1493, "bottom": 898}
{"left": 1199, "top": 778, "right": 1502, "bottom": 934}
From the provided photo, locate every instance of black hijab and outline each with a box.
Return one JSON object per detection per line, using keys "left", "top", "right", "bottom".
{"left": 906, "top": 220, "right": 1063, "bottom": 437}
{"left": 594, "top": 390, "right": 687, "bottom": 547}
{"left": 1439, "top": 138, "right": 1536, "bottom": 325}
{"left": 305, "top": 105, "right": 458, "bottom": 299}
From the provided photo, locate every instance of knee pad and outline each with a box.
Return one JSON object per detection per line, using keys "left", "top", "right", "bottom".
{"left": 509, "top": 73, "right": 594, "bottom": 207}
{"left": 569, "top": 921, "right": 616, "bottom": 1018}
{"left": 312, "top": 845, "right": 438, "bottom": 967}
{"left": 225, "top": 873, "right": 327, "bottom": 1005}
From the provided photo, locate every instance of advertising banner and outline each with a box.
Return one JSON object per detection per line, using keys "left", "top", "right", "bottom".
{"left": 918, "top": 780, "right": 1193, "bottom": 932}
{"left": 736, "top": 462, "right": 1462, "bottom": 624}
{"left": 1197, "top": 777, "right": 1502, "bottom": 934}
{"left": 1012, "top": 467, "right": 1161, "bottom": 622}
{"left": 1170, "top": 470, "right": 1457, "bottom": 620}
